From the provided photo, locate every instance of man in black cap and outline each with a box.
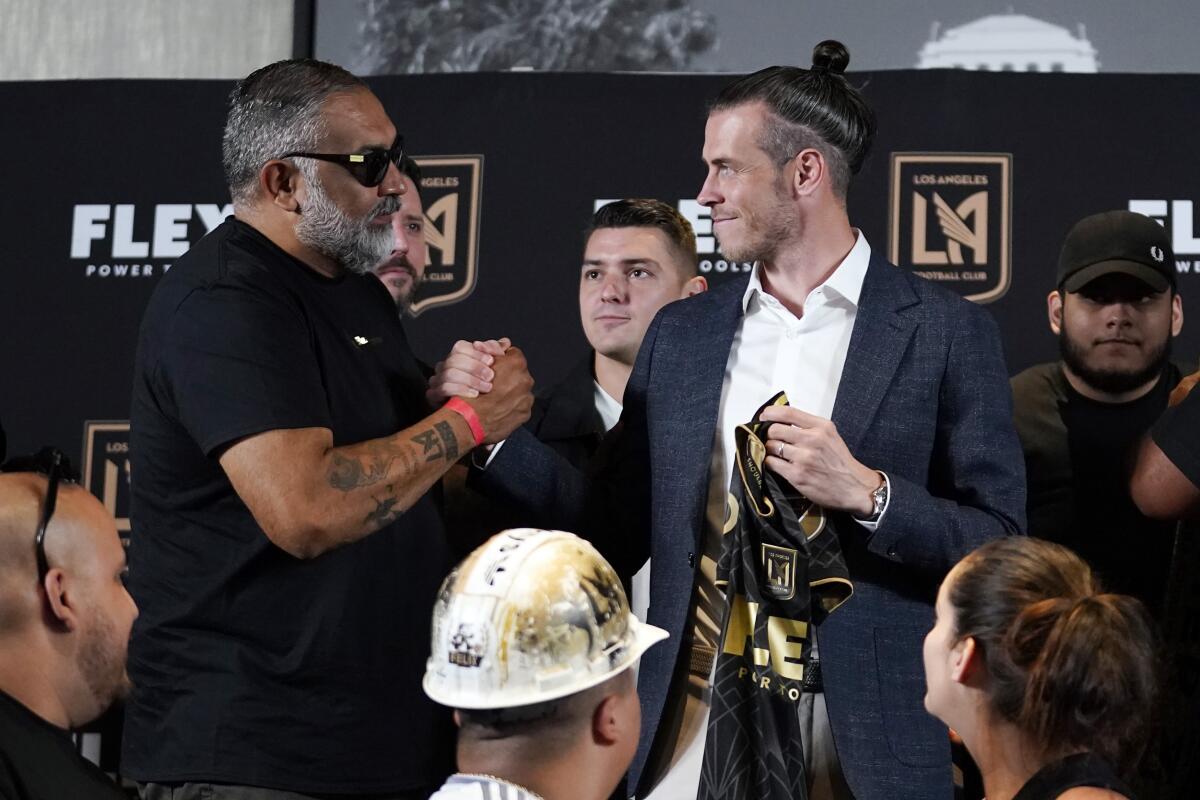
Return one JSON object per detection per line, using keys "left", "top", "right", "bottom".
{"left": 1012, "top": 209, "right": 1184, "bottom": 619}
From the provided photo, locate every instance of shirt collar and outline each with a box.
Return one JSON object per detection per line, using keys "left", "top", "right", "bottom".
{"left": 742, "top": 230, "right": 872, "bottom": 313}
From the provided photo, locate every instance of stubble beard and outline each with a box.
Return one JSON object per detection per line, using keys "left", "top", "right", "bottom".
{"left": 78, "top": 608, "right": 131, "bottom": 712}
{"left": 715, "top": 182, "right": 796, "bottom": 264}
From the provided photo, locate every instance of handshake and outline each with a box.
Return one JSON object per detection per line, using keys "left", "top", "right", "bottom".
{"left": 427, "top": 338, "right": 535, "bottom": 445}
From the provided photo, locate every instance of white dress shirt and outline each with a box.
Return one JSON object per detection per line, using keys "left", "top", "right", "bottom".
{"left": 643, "top": 231, "right": 885, "bottom": 798}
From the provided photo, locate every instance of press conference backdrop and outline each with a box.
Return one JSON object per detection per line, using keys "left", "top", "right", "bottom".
{"left": 3, "top": 70, "right": 1200, "bottom": 523}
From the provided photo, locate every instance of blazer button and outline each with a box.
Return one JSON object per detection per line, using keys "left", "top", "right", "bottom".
{"left": 687, "top": 552, "right": 696, "bottom": 567}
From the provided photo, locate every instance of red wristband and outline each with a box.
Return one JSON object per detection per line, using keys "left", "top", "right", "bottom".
{"left": 445, "top": 397, "right": 486, "bottom": 446}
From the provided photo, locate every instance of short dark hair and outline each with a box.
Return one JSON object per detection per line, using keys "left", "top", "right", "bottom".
{"left": 398, "top": 155, "right": 422, "bottom": 202}
{"left": 584, "top": 199, "right": 698, "bottom": 277}
{"left": 223, "top": 58, "right": 367, "bottom": 205}
{"left": 949, "top": 538, "right": 1159, "bottom": 772}
{"left": 710, "top": 40, "right": 876, "bottom": 199}
{"left": 456, "top": 671, "right": 629, "bottom": 759}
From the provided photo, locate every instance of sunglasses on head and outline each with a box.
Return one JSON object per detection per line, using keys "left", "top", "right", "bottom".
{"left": 0, "top": 447, "right": 79, "bottom": 586}
{"left": 281, "top": 134, "right": 405, "bottom": 188}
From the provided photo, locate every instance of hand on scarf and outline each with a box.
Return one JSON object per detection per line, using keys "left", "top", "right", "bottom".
{"left": 759, "top": 405, "right": 879, "bottom": 516}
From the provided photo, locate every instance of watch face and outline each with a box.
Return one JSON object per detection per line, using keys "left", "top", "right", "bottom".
{"left": 870, "top": 476, "right": 888, "bottom": 517}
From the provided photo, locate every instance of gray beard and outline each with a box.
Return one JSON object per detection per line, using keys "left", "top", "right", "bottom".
{"left": 295, "top": 166, "right": 398, "bottom": 275}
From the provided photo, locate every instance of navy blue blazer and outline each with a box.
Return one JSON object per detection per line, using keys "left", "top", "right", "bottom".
{"left": 482, "top": 253, "right": 1026, "bottom": 799}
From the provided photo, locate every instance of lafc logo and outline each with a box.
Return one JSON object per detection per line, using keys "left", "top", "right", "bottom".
{"left": 889, "top": 153, "right": 1012, "bottom": 304}
{"left": 762, "top": 544, "right": 797, "bottom": 601}
{"left": 410, "top": 155, "right": 484, "bottom": 316}
{"left": 82, "top": 421, "right": 131, "bottom": 534}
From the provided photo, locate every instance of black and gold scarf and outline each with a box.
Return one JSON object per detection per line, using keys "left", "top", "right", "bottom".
{"left": 699, "top": 392, "right": 853, "bottom": 800}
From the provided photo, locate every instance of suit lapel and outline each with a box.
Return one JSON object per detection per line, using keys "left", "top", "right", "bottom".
{"left": 832, "top": 255, "right": 920, "bottom": 453}
{"left": 653, "top": 280, "right": 746, "bottom": 549}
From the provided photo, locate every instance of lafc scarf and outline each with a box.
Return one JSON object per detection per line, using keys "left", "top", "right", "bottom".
{"left": 699, "top": 392, "right": 853, "bottom": 800}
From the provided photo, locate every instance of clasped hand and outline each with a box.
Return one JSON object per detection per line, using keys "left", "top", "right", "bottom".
{"left": 427, "top": 338, "right": 534, "bottom": 444}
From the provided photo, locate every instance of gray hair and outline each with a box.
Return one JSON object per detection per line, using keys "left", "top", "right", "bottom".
{"left": 222, "top": 58, "right": 366, "bottom": 206}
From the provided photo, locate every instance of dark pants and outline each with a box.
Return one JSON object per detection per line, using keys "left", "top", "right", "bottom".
{"left": 138, "top": 783, "right": 437, "bottom": 800}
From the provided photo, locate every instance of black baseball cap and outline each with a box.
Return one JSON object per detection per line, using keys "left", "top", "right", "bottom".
{"left": 1057, "top": 210, "right": 1174, "bottom": 293}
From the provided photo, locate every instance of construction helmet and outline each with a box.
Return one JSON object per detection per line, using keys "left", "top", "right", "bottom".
{"left": 422, "top": 528, "right": 668, "bottom": 709}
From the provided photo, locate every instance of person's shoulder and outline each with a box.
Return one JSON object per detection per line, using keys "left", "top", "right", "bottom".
{"left": 164, "top": 218, "right": 288, "bottom": 290}
{"left": 878, "top": 257, "right": 991, "bottom": 318}
{"left": 1011, "top": 363, "right": 1063, "bottom": 430}
{"left": 1011, "top": 362, "right": 1059, "bottom": 393}
{"left": 1056, "top": 787, "right": 1129, "bottom": 800}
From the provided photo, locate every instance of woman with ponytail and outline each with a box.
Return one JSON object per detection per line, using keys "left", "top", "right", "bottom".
{"left": 923, "top": 538, "right": 1158, "bottom": 799}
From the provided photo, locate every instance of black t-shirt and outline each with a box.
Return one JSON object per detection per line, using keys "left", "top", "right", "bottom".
{"left": 1012, "top": 752, "right": 1130, "bottom": 800}
{"left": 0, "top": 690, "right": 127, "bottom": 800}
{"left": 1012, "top": 362, "right": 1179, "bottom": 617}
{"left": 124, "top": 219, "right": 454, "bottom": 792}
{"left": 1153, "top": 385, "right": 1200, "bottom": 488}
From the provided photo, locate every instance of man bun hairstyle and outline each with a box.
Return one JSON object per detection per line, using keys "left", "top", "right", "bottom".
{"left": 585, "top": 199, "right": 699, "bottom": 276}
{"left": 711, "top": 39, "right": 876, "bottom": 199}
{"left": 810, "top": 39, "right": 850, "bottom": 74}
{"left": 223, "top": 58, "right": 367, "bottom": 206}
{"left": 949, "top": 538, "right": 1159, "bottom": 772}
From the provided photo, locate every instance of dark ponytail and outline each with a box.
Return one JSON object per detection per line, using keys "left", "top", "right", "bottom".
{"left": 710, "top": 39, "right": 876, "bottom": 198}
{"left": 949, "top": 538, "right": 1159, "bottom": 772}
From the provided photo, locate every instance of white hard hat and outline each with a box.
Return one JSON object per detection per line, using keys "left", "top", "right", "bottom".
{"left": 422, "top": 528, "right": 668, "bottom": 710}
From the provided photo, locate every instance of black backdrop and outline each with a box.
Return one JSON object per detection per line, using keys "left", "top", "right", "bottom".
{"left": 4, "top": 68, "right": 1200, "bottom": 474}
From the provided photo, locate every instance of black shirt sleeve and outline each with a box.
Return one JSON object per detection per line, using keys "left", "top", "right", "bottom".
{"left": 1153, "top": 387, "right": 1200, "bottom": 489}
{"left": 158, "top": 274, "right": 332, "bottom": 457}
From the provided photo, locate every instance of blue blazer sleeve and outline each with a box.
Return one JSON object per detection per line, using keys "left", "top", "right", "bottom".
{"left": 472, "top": 315, "right": 661, "bottom": 579}
{"left": 864, "top": 300, "right": 1026, "bottom": 573}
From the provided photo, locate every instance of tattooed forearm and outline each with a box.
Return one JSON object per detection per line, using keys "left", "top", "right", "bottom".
{"left": 364, "top": 492, "right": 401, "bottom": 527}
{"left": 411, "top": 421, "right": 461, "bottom": 463}
{"left": 328, "top": 452, "right": 394, "bottom": 491}
{"left": 327, "top": 440, "right": 418, "bottom": 491}
{"left": 436, "top": 421, "right": 460, "bottom": 461}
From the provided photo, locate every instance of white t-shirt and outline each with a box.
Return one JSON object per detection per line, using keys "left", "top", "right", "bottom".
{"left": 428, "top": 773, "right": 542, "bottom": 800}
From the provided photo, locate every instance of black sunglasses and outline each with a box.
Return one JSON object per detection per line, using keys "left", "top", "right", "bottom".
{"left": 0, "top": 447, "right": 78, "bottom": 585}
{"left": 281, "top": 135, "right": 405, "bottom": 188}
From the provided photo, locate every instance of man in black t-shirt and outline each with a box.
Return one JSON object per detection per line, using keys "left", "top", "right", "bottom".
{"left": 0, "top": 454, "right": 137, "bottom": 800}
{"left": 124, "top": 60, "right": 533, "bottom": 800}
{"left": 1012, "top": 209, "right": 1184, "bottom": 617}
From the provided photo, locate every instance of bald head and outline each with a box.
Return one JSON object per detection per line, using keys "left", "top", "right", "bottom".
{"left": 0, "top": 471, "right": 136, "bottom": 728}
{"left": 0, "top": 474, "right": 121, "bottom": 624}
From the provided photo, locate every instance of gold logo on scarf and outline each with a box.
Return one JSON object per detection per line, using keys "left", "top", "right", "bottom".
{"left": 761, "top": 544, "right": 798, "bottom": 601}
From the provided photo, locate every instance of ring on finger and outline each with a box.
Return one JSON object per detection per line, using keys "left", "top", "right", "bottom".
{"left": 776, "top": 442, "right": 785, "bottom": 458}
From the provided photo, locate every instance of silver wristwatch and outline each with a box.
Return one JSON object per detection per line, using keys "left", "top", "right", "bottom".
{"left": 861, "top": 471, "right": 889, "bottom": 523}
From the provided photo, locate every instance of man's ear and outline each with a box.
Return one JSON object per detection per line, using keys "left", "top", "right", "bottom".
{"left": 1171, "top": 292, "right": 1184, "bottom": 337}
{"left": 951, "top": 636, "right": 979, "bottom": 684}
{"left": 42, "top": 568, "right": 80, "bottom": 632}
{"left": 260, "top": 160, "right": 302, "bottom": 213}
{"left": 591, "top": 692, "right": 624, "bottom": 746}
{"left": 682, "top": 275, "right": 708, "bottom": 298}
{"left": 792, "top": 148, "right": 825, "bottom": 198}
{"left": 1047, "top": 290, "right": 1064, "bottom": 335}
